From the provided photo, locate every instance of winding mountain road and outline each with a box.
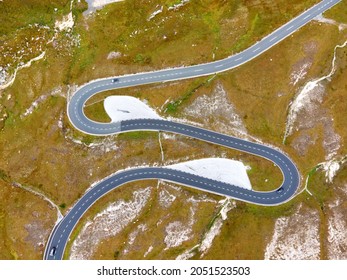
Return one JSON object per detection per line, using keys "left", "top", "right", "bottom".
{"left": 44, "top": 0, "right": 341, "bottom": 260}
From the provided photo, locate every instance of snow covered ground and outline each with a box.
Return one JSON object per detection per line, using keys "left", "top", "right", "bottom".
{"left": 0, "top": 67, "right": 8, "bottom": 86}
{"left": 321, "top": 160, "right": 341, "bottom": 183}
{"left": 167, "top": 158, "right": 252, "bottom": 190}
{"left": 158, "top": 187, "right": 176, "bottom": 208}
{"left": 284, "top": 40, "right": 347, "bottom": 142}
{"left": 70, "top": 187, "right": 151, "bottom": 259}
{"left": 264, "top": 204, "right": 320, "bottom": 260}
{"left": 318, "top": 156, "right": 346, "bottom": 183}
{"left": 104, "top": 96, "right": 162, "bottom": 122}
{"left": 327, "top": 195, "right": 347, "bottom": 259}
{"left": 290, "top": 61, "right": 312, "bottom": 86}
{"left": 104, "top": 95, "right": 252, "bottom": 190}
{"left": 0, "top": 52, "right": 46, "bottom": 91}
{"left": 168, "top": 0, "right": 190, "bottom": 11}
{"left": 176, "top": 198, "right": 236, "bottom": 259}
{"left": 21, "top": 87, "right": 63, "bottom": 119}
{"left": 84, "top": 0, "right": 124, "bottom": 15}
{"left": 198, "top": 199, "right": 235, "bottom": 255}
{"left": 148, "top": 6, "right": 163, "bottom": 21}
{"left": 164, "top": 207, "right": 194, "bottom": 249}
{"left": 55, "top": 12, "right": 74, "bottom": 31}
{"left": 0, "top": 0, "right": 77, "bottom": 91}
{"left": 183, "top": 83, "right": 248, "bottom": 137}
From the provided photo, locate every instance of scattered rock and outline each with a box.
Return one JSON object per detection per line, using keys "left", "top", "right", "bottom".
{"left": 107, "top": 51, "right": 122, "bottom": 60}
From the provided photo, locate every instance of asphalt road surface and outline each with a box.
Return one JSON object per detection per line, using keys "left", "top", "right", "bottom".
{"left": 45, "top": 0, "right": 341, "bottom": 260}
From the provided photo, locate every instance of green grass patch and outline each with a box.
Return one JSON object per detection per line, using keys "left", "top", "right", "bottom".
{"left": 325, "top": 0, "right": 347, "bottom": 24}
{"left": 81, "top": 134, "right": 99, "bottom": 146}
{"left": 59, "top": 203, "right": 66, "bottom": 209}
{"left": 0, "top": 0, "right": 70, "bottom": 36}
{"left": 0, "top": 170, "right": 9, "bottom": 181}
{"left": 134, "top": 53, "right": 152, "bottom": 64}
{"left": 4, "top": 112, "right": 16, "bottom": 129}
{"left": 118, "top": 131, "right": 156, "bottom": 140}
{"left": 84, "top": 101, "right": 112, "bottom": 123}
{"left": 308, "top": 169, "right": 334, "bottom": 206}
{"left": 202, "top": 11, "right": 220, "bottom": 35}
{"left": 243, "top": 198, "right": 297, "bottom": 219}
{"left": 232, "top": 13, "right": 261, "bottom": 52}
{"left": 63, "top": 219, "right": 84, "bottom": 260}
{"left": 165, "top": 76, "right": 214, "bottom": 114}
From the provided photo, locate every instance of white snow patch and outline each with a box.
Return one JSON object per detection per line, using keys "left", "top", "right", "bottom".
{"left": 168, "top": 0, "right": 190, "bottom": 11}
{"left": 167, "top": 158, "right": 252, "bottom": 190}
{"left": 284, "top": 40, "right": 347, "bottom": 140}
{"left": 324, "top": 134, "right": 342, "bottom": 161}
{"left": 84, "top": 0, "right": 124, "bottom": 15}
{"left": 158, "top": 132, "right": 164, "bottom": 162}
{"left": 199, "top": 199, "right": 235, "bottom": 256}
{"left": 0, "top": 66, "right": 8, "bottom": 87}
{"left": 55, "top": 12, "right": 74, "bottom": 31}
{"left": 164, "top": 221, "right": 192, "bottom": 248}
{"left": 21, "top": 87, "right": 63, "bottom": 118}
{"left": 158, "top": 181, "right": 182, "bottom": 192}
{"left": 290, "top": 62, "right": 311, "bottom": 85}
{"left": 176, "top": 245, "right": 199, "bottom": 260}
{"left": 144, "top": 246, "right": 153, "bottom": 257}
{"left": 187, "top": 195, "right": 217, "bottom": 204}
{"left": 159, "top": 187, "right": 176, "bottom": 208}
{"left": 183, "top": 83, "right": 247, "bottom": 137}
{"left": 148, "top": 6, "right": 163, "bottom": 21}
{"left": 0, "top": 51, "right": 46, "bottom": 90}
{"left": 22, "top": 95, "right": 48, "bottom": 117}
{"left": 327, "top": 205, "right": 347, "bottom": 259}
{"left": 318, "top": 157, "right": 346, "bottom": 183}
{"left": 164, "top": 207, "right": 194, "bottom": 249}
{"left": 175, "top": 198, "right": 235, "bottom": 259}
{"left": 58, "top": 112, "right": 64, "bottom": 129}
{"left": 321, "top": 160, "right": 340, "bottom": 183}
{"left": 161, "top": 132, "right": 176, "bottom": 140}
{"left": 264, "top": 205, "right": 320, "bottom": 260}
{"left": 219, "top": 198, "right": 235, "bottom": 220}
{"left": 200, "top": 218, "right": 224, "bottom": 254}
{"left": 104, "top": 96, "right": 162, "bottom": 123}
{"left": 70, "top": 187, "right": 151, "bottom": 260}
{"left": 65, "top": 133, "right": 119, "bottom": 153}
{"left": 123, "top": 224, "right": 148, "bottom": 255}
{"left": 285, "top": 80, "right": 325, "bottom": 139}
{"left": 128, "top": 224, "right": 147, "bottom": 246}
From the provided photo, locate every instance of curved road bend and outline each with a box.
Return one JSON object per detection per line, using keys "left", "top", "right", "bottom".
{"left": 45, "top": 0, "right": 341, "bottom": 260}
